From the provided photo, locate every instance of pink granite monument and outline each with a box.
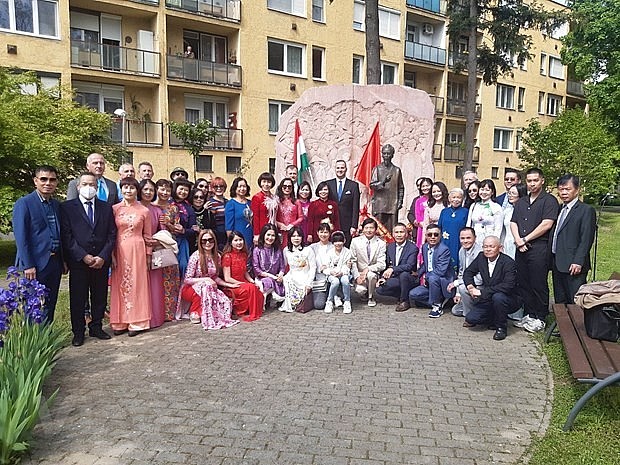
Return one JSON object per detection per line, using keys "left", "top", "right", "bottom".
{"left": 275, "top": 84, "right": 435, "bottom": 224}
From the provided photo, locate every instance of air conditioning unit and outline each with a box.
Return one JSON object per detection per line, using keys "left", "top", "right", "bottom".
{"left": 422, "top": 23, "right": 434, "bottom": 35}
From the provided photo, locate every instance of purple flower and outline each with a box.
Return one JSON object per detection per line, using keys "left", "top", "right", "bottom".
{"left": 0, "top": 269, "right": 50, "bottom": 337}
{"left": 6, "top": 266, "right": 20, "bottom": 279}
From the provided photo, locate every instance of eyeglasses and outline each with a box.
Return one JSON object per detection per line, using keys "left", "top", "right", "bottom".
{"left": 505, "top": 177, "right": 517, "bottom": 181}
{"left": 426, "top": 232, "right": 440, "bottom": 237}
{"left": 37, "top": 177, "right": 58, "bottom": 182}
{"left": 213, "top": 184, "right": 226, "bottom": 189}
{"left": 201, "top": 237, "right": 215, "bottom": 244}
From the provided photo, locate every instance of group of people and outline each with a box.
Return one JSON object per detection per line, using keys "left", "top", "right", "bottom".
{"left": 13, "top": 149, "right": 595, "bottom": 346}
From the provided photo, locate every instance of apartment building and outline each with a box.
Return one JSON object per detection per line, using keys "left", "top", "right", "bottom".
{"left": 1, "top": 0, "right": 583, "bottom": 185}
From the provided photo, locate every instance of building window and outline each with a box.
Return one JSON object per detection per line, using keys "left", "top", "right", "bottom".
{"left": 493, "top": 128, "right": 513, "bottom": 151}
{"left": 538, "top": 92, "right": 545, "bottom": 114}
{"left": 312, "top": 47, "right": 325, "bottom": 80}
{"left": 515, "top": 130, "right": 523, "bottom": 152}
{"left": 491, "top": 167, "right": 499, "bottom": 179}
{"left": 353, "top": 1, "right": 364, "bottom": 30}
{"left": 549, "top": 56, "right": 564, "bottom": 79}
{"left": 0, "top": 0, "right": 58, "bottom": 37}
{"left": 381, "top": 62, "right": 397, "bottom": 84}
{"left": 496, "top": 84, "right": 515, "bottom": 109}
{"left": 312, "top": 0, "right": 324, "bottom": 22}
{"left": 267, "top": 0, "right": 305, "bottom": 17}
{"left": 183, "top": 30, "right": 227, "bottom": 63}
{"left": 404, "top": 71, "right": 415, "bottom": 88}
{"left": 269, "top": 158, "right": 276, "bottom": 174}
{"left": 185, "top": 95, "right": 229, "bottom": 128}
{"left": 540, "top": 53, "right": 547, "bottom": 75}
{"left": 195, "top": 155, "right": 213, "bottom": 173}
{"left": 226, "top": 156, "right": 242, "bottom": 174}
{"left": 547, "top": 94, "right": 562, "bottom": 116}
{"left": 268, "top": 100, "right": 293, "bottom": 133}
{"left": 74, "top": 81, "right": 123, "bottom": 114}
{"left": 268, "top": 39, "right": 305, "bottom": 76}
{"left": 353, "top": 1, "right": 401, "bottom": 40}
{"left": 352, "top": 55, "right": 363, "bottom": 84}
{"left": 447, "top": 81, "right": 466, "bottom": 101}
{"left": 517, "top": 87, "right": 525, "bottom": 111}
{"left": 550, "top": 21, "right": 569, "bottom": 40}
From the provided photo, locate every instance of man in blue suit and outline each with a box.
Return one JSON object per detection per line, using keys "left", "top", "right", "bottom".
{"left": 376, "top": 223, "right": 419, "bottom": 312}
{"left": 495, "top": 168, "right": 521, "bottom": 209}
{"left": 13, "top": 165, "right": 63, "bottom": 322}
{"left": 61, "top": 172, "right": 117, "bottom": 346}
{"left": 409, "top": 223, "right": 455, "bottom": 318}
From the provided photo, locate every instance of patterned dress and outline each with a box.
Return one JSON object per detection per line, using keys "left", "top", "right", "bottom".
{"left": 179, "top": 252, "right": 239, "bottom": 330}
{"left": 282, "top": 246, "right": 316, "bottom": 312}
{"left": 153, "top": 201, "right": 181, "bottom": 321}
{"left": 467, "top": 201, "right": 504, "bottom": 247}
{"left": 276, "top": 196, "right": 302, "bottom": 247}
{"left": 296, "top": 199, "right": 311, "bottom": 240}
{"left": 109, "top": 201, "right": 153, "bottom": 331}
{"left": 144, "top": 202, "right": 166, "bottom": 328}
{"left": 252, "top": 245, "right": 286, "bottom": 297}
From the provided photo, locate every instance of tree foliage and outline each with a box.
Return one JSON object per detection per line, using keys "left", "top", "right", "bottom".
{"left": 168, "top": 119, "right": 219, "bottom": 162}
{"left": 561, "top": 0, "right": 620, "bottom": 140}
{"left": 520, "top": 109, "right": 620, "bottom": 201}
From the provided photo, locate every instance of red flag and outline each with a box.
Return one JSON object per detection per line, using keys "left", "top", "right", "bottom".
{"left": 354, "top": 122, "right": 381, "bottom": 189}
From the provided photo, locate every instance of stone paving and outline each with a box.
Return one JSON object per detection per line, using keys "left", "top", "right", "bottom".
{"left": 23, "top": 301, "right": 551, "bottom": 465}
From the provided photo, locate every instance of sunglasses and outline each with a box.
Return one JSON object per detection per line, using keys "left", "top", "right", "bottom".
{"left": 426, "top": 232, "right": 440, "bottom": 237}
{"left": 213, "top": 184, "right": 225, "bottom": 189}
{"left": 201, "top": 237, "right": 215, "bottom": 244}
{"left": 37, "top": 177, "right": 58, "bottom": 182}
{"left": 194, "top": 195, "right": 205, "bottom": 200}
{"left": 197, "top": 184, "right": 207, "bottom": 188}
{"left": 282, "top": 185, "right": 293, "bottom": 189}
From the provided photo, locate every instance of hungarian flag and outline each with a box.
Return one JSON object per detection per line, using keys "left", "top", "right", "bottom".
{"left": 354, "top": 121, "right": 381, "bottom": 190}
{"left": 293, "top": 119, "right": 310, "bottom": 185}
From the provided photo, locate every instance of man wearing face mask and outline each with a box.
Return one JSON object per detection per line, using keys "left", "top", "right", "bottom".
{"left": 61, "top": 172, "right": 117, "bottom": 347}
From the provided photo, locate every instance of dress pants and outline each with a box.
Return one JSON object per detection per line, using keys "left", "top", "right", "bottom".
{"left": 452, "top": 284, "right": 476, "bottom": 316}
{"left": 38, "top": 254, "right": 63, "bottom": 323}
{"left": 354, "top": 271, "right": 378, "bottom": 299}
{"left": 68, "top": 263, "right": 110, "bottom": 335}
{"left": 551, "top": 255, "right": 587, "bottom": 305}
{"left": 465, "top": 292, "right": 520, "bottom": 331}
{"left": 376, "top": 272, "right": 418, "bottom": 302}
{"left": 515, "top": 241, "right": 550, "bottom": 321}
{"left": 408, "top": 273, "right": 453, "bottom": 307}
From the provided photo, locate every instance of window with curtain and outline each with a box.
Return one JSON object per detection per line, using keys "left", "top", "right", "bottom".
{"left": 1, "top": 0, "right": 58, "bottom": 37}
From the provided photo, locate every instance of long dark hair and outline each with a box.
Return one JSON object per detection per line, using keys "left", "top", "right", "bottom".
{"left": 257, "top": 223, "right": 281, "bottom": 249}
{"left": 287, "top": 226, "right": 306, "bottom": 251}
{"left": 427, "top": 181, "right": 449, "bottom": 208}
{"left": 223, "top": 230, "right": 248, "bottom": 256}
{"left": 464, "top": 180, "right": 481, "bottom": 209}
{"left": 138, "top": 179, "right": 157, "bottom": 202}
{"left": 297, "top": 181, "right": 313, "bottom": 201}
{"left": 198, "top": 229, "right": 220, "bottom": 276}
{"left": 276, "top": 178, "right": 295, "bottom": 200}
{"left": 478, "top": 179, "right": 497, "bottom": 202}
{"left": 230, "top": 177, "right": 250, "bottom": 199}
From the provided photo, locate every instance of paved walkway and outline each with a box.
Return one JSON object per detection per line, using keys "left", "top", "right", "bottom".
{"left": 23, "top": 301, "right": 551, "bottom": 465}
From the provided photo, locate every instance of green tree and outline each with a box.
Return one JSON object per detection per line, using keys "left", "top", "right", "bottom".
{"left": 0, "top": 68, "right": 115, "bottom": 233}
{"left": 168, "top": 119, "right": 219, "bottom": 179}
{"left": 561, "top": 0, "right": 620, "bottom": 140}
{"left": 447, "top": 0, "right": 565, "bottom": 173}
{"left": 520, "top": 108, "right": 620, "bottom": 201}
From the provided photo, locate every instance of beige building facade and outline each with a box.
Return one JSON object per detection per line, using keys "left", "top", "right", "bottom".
{"left": 1, "top": 0, "right": 582, "bottom": 186}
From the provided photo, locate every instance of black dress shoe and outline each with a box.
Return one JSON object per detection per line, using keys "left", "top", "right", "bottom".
{"left": 89, "top": 328, "right": 112, "bottom": 340}
{"left": 128, "top": 330, "right": 140, "bottom": 337}
{"left": 113, "top": 329, "right": 129, "bottom": 336}
{"left": 72, "top": 334, "right": 84, "bottom": 347}
{"left": 493, "top": 328, "right": 507, "bottom": 341}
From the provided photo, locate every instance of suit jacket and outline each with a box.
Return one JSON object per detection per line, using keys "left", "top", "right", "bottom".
{"left": 67, "top": 176, "right": 119, "bottom": 204}
{"left": 385, "top": 240, "right": 418, "bottom": 276}
{"left": 417, "top": 242, "right": 454, "bottom": 280}
{"left": 350, "top": 235, "right": 386, "bottom": 279}
{"left": 327, "top": 177, "right": 360, "bottom": 232}
{"left": 495, "top": 192, "right": 507, "bottom": 207}
{"left": 13, "top": 191, "right": 61, "bottom": 271}
{"left": 60, "top": 198, "right": 117, "bottom": 266}
{"left": 463, "top": 252, "right": 517, "bottom": 303}
{"left": 550, "top": 200, "right": 596, "bottom": 273}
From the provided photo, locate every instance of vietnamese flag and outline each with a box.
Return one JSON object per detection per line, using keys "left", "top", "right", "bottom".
{"left": 354, "top": 121, "right": 381, "bottom": 190}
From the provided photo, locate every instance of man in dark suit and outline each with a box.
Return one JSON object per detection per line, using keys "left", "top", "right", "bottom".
{"left": 376, "top": 223, "right": 419, "bottom": 311}
{"left": 327, "top": 159, "right": 360, "bottom": 246}
{"left": 463, "top": 235, "right": 521, "bottom": 340}
{"left": 495, "top": 168, "right": 521, "bottom": 208}
{"left": 13, "top": 165, "right": 63, "bottom": 322}
{"left": 550, "top": 174, "right": 596, "bottom": 304}
{"left": 61, "top": 172, "right": 117, "bottom": 346}
{"left": 408, "top": 224, "right": 455, "bottom": 318}
{"left": 67, "top": 153, "right": 119, "bottom": 204}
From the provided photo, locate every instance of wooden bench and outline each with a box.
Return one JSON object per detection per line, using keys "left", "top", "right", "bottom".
{"left": 544, "top": 300, "right": 620, "bottom": 430}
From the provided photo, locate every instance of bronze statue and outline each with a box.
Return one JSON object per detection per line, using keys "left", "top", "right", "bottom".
{"left": 369, "top": 144, "right": 405, "bottom": 231}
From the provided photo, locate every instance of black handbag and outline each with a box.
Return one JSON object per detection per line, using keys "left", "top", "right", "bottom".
{"left": 583, "top": 304, "right": 620, "bottom": 342}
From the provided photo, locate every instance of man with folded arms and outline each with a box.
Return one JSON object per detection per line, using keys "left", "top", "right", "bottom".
{"left": 462, "top": 236, "right": 520, "bottom": 341}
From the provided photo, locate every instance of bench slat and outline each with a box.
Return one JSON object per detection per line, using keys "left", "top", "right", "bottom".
{"left": 603, "top": 340, "right": 620, "bottom": 373}
{"left": 568, "top": 304, "right": 617, "bottom": 379}
{"left": 553, "top": 304, "right": 594, "bottom": 379}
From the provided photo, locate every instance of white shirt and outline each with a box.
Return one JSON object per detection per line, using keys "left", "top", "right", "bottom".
{"left": 79, "top": 194, "right": 96, "bottom": 217}
{"left": 488, "top": 257, "right": 498, "bottom": 278}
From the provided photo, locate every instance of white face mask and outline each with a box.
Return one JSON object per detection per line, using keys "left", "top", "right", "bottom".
{"left": 79, "top": 186, "right": 97, "bottom": 200}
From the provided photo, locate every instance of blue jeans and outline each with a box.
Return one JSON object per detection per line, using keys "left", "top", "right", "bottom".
{"left": 327, "top": 275, "right": 351, "bottom": 302}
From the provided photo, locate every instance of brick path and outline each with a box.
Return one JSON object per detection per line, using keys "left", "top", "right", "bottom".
{"left": 23, "top": 302, "right": 551, "bottom": 465}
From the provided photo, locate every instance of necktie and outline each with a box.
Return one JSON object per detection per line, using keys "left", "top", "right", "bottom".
{"left": 552, "top": 205, "right": 569, "bottom": 253}
{"left": 97, "top": 178, "right": 107, "bottom": 201}
{"left": 338, "top": 180, "right": 343, "bottom": 201}
{"left": 367, "top": 240, "right": 372, "bottom": 261}
{"left": 86, "top": 201, "right": 94, "bottom": 225}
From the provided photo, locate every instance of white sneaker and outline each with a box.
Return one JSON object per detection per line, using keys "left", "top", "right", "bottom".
{"left": 334, "top": 296, "right": 343, "bottom": 308}
{"left": 523, "top": 318, "right": 546, "bottom": 333}
{"left": 343, "top": 301, "right": 352, "bottom": 314}
{"left": 514, "top": 315, "right": 533, "bottom": 328}
{"left": 368, "top": 298, "right": 377, "bottom": 307}
{"left": 272, "top": 292, "right": 285, "bottom": 303}
{"left": 189, "top": 313, "right": 201, "bottom": 324}
{"left": 324, "top": 301, "right": 334, "bottom": 313}
{"left": 355, "top": 284, "right": 367, "bottom": 295}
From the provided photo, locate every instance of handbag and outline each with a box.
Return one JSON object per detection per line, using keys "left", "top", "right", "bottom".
{"left": 151, "top": 247, "right": 178, "bottom": 269}
{"left": 296, "top": 290, "right": 314, "bottom": 313}
{"left": 311, "top": 278, "right": 328, "bottom": 294}
{"left": 583, "top": 304, "right": 620, "bottom": 342}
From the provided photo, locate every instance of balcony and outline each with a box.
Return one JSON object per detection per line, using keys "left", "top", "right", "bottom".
{"left": 406, "top": 0, "right": 446, "bottom": 15}
{"left": 446, "top": 99, "right": 482, "bottom": 119}
{"left": 448, "top": 51, "right": 468, "bottom": 69}
{"left": 429, "top": 95, "right": 444, "bottom": 113}
{"left": 130, "top": 0, "right": 159, "bottom": 5}
{"left": 111, "top": 120, "right": 164, "bottom": 146}
{"left": 567, "top": 79, "right": 585, "bottom": 97}
{"left": 167, "top": 55, "right": 242, "bottom": 87}
{"left": 443, "top": 145, "right": 480, "bottom": 163}
{"left": 404, "top": 41, "right": 446, "bottom": 66}
{"left": 71, "top": 40, "right": 160, "bottom": 77}
{"left": 169, "top": 127, "right": 243, "bottom": 150}
{"left": 165, "top": 0, "right": 241, "bottom": 21}
{"left": 432, "top": 143, "right": 442, "bottom": 161}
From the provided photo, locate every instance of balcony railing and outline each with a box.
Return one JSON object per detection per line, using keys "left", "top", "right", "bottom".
{"left": 446, "top": 99, "right": 482, "bottom": 119}
{"left": 406, "top": 0, "right": 447, "bottom": 15}
{"left": 429, "top": 95, "right": 444, "bottom": 113}
{"left": 130, "top": 0, "right": 159, "bottom": 5}
{"left": 567, "top": 79, "right": 585, "bottom": 97}
{"left": 448, "top": 51, "right": 468, "bottom": 69}
{"left": 70, "top": 40, "right": 160, "bottom": 76}
{"left": 169, "top": 127, "right": 243, "bottom": 150}
{"left": 165, "top": 0, "right": 241, "bottom": 21}
{"left": 167, "top": 55, "right": 242, "bottom": 87}
{"left": 443, "top": 145, "right": 480, "bottom": 163}
{"left": 111, "top": 120, "right": 164, "bottom": 146}
{"left": 404, "top": 41, "right": 446, "bottom": 66}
